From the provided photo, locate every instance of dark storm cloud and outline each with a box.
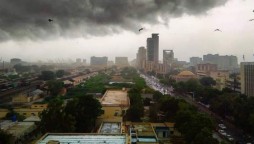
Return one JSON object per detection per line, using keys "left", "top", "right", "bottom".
{"left": 0, "top": 0, "right": 227, "bottom": 41}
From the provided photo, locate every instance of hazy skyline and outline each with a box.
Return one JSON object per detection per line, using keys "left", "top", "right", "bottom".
{"left": 0, "top": 0, "right": 254, "bottom": 63}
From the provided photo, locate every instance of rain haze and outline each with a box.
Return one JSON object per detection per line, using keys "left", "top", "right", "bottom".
{"left": 0, "top": 0, "right": 254, "bottom": 62}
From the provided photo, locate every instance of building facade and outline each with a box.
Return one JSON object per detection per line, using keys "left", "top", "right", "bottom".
{"left": 203, "top": 54, "right": 238, "bottom": 70}
{"left": 147, "top": 34, "right": 159, "bottom": 64}
{"left": 90, "top": 56, "right": 108, "bottom": 67}
{"left": 136, "top": 47, "right": 146, "bottom": 70}
{"left": 196, "top": 63, "right": 218, "bottom": 77}
{"left": 163, "top": 50, "right": 174, "bottom": 72}
{"left": 190, "top": 57, "right": 202, "bottom": 66}
{"left": 115, "top": 57, "right": 129, "bottom": 68}
{"left": 240, "top": 62, "right": 254, "bottom": 97}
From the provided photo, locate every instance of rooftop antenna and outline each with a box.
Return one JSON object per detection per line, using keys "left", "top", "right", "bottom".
{"left": 243, "top": 55, "right": 245, "bottom": 62}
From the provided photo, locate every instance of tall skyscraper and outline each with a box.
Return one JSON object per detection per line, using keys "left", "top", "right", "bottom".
{"left": 240, "top": 62, "right": 254, "bottom": 97}
{"left": 163, "top": 50, "right": 174, "bottom": 66}
{"left": 136, "top": 47, "right": 146, "bottom": 69}
{"left": 146, "top": 33, "right": 159, "bottom": 63}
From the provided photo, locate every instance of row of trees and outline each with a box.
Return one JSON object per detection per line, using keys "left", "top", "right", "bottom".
{"left": 126, "top": 88, "right": 144, "bottom": 121}
{"left": 39, "top": 70, "right": 66, "bottom": 80}
{"left": 173, "top": 77, "right": 254, "bottom": 135}
{"left": 82, "top": 73, "right": 111, "bottom": 93}
{"left": 149, "top": 91, "right": 218, "bottom": 144}
{"left": 13, "top": 64, "right": 56, "bottom": 74}
{"left": 39, "top": 95, "right": 102, "bottom": 133}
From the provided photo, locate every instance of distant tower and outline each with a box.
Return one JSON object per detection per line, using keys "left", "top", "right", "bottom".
{"left": 136, "top": 47, "right": 147, "bottom": 69}
{"left": 240, "top": 62, "right": 254, "bottom": 97}
{"left": 146, "top": 33, "right": 159, "bottom": 64}
{"left": 163, "top": 50, "right": 174, "bottom": 66}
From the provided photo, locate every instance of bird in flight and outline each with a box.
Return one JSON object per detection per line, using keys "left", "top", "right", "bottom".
{"left": 214, "top": 29, "right": 222, "bottom": 32}
{"left": 48, "top": 19, "right": 53, "bottom": 22}
{"left": 249, "top": 19, "right": 254, "bottom": 21}
{"left": 139, "top": 28, "right": 144, "bottom": 32}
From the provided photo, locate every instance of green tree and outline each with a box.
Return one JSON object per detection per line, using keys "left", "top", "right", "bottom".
{"left": 65, "top": 95, "right": 102, "bottom": 132}
{"left": 47, "top": 80, "right": 64, "bottom": 96}
{"left": 199, "top": 77, "right": 216, "bottom": 87}
{"left": 153, "top": 91, "right": 163, "bottom": 102}
{"left": 39, "top": 98, "right": 76, "bottom": 133}
{"left": 192, "top": 128, "right": 218, "bottom": 144}
{"left": 160, "top": 97, "right": 179, "bottom": 121}
{"left": 175, "top": 108, "right": 215, "bottom": 143}
{"left": 126, "top": 88, "right": 144, "bottom": 121}
{"left": 40, "top": 70, "right": 55, "bottom": 81}
{"left": 56, "top": 70, "right": 65, "bottom": 78}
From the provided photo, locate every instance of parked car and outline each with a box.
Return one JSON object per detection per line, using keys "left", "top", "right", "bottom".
{"left": 218, "top": 124, "right": 226, "bottom": 129}
{"left": 218, "top": 129, "right": 227, "bottom": 136}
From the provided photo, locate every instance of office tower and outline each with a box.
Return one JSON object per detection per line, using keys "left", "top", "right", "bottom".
{"left": 203, "top": 54, "right": 238, "bottom": 70}
{"left": 76, "top": 58, "right": 81, "bottom": 63}
{"left": 240, "top": 62, "right": 254, "bottom": 97}
{"left": 115, "top": 57, "right": 129, "bottom": 67}
{"left": 10, "top": 58, "right": 22, "bottom": 66}
{"left": 146, "top": 33, "right": 159, "bottom": 63}
{"left": 163, "top": 50, "right": 174, "bottom": 66}
{"left": 90, "top": 56, "right": 108, "bottom": 67}
{"left": 190, "top": 57, "right": 202, "bottom": 66}
{"left": 136, "top": 47, "right": 146, "bottom": 69}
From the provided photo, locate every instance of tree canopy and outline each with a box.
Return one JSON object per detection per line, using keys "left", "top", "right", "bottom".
{"left": 39, "top": 95, "right": 102, "bottom": 133}
{"left": 199, "top": 77, "right": 216, "bottom": 87}
{"left": 56, "top": 70, "right": 65, "bottom": 78}
{"left": 40, "top": 70, "right": 56, "bottom": 81}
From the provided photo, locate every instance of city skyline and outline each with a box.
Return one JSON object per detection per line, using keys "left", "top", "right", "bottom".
{"left": 0, "top": 0, "right": 254, "bottom": 63}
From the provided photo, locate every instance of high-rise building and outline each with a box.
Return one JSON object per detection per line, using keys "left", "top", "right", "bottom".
{"left": 203, "top": 54, "right": 238, "bottom": 70}
{"left": 136, "top": 47, "right": 146, "bottom": 69}
{"left": 163, "top": 50, "right": 174, "bottom": 65}
{"left": 240, "top": 62, "right": 254, "bottom": 97}
{"left": 190, "top": 57, "right": 202, "bottom": 66}
{"left": 76, "top": 58, "right": 81, "bottom": 63}
{"left": 90, "top": 56, "right": 108, "bottom": 67}
{"left": 115, "top": 57, "right": 129, "bottom": 67}
{"left": 10, "top": 58, "right": 22, "bottom": 66}
{"left": 146, "top": 34, "right": 159, "bottom": 63}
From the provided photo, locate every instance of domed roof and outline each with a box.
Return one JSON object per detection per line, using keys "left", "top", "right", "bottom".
{"left": 177, "top": 70, "right": 195, "bottom": 76}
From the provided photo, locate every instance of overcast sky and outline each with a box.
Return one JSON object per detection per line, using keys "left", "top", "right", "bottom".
{"left": 0, "top": 0, "right": 254, "bottom": 63}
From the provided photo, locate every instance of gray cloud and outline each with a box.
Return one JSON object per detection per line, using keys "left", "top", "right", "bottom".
{"left": 0, "top": 0, "right": 227, "bottom": 41}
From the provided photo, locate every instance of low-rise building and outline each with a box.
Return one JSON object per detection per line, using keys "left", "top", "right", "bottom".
{"left": 98, "top": 89, "right": 130, "bottom": 123}
{"left": 36, "top": 133, "right": 127, "bottom": 144}
{"left": 12, "top": 89, "right": 44, "bottom": 104}
{"left": 98, "top": 122, "right": 123, "bottom": 134}
{"left": 210, "top": 71, "right": 230, "bottom": 90}
{"left": 0, "top": 109, "right": 9, "bottom": 119}
{"left": 0, "top": 120, "right": 36, "bottom": 140}
{"left": 196, "top": 63, "right": 217, "bottom": 77}
{"left": 173, "top": 70, "right": 197, "bottom": 82}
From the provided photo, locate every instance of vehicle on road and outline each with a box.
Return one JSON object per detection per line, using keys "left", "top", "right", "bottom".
{"left": 218, "top": 124, "right": 226, "bottom": 129}
{"left": 218, "top": 129, "right": 227, "bottom": 136}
